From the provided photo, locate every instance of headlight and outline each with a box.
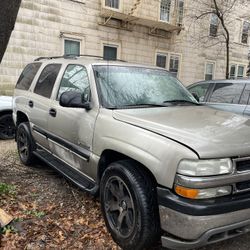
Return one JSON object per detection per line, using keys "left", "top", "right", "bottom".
{"left": 175, "top": 185, "right": 232, "bottom": 199}
{"left": 177, "top": 159, "right": 233, "bottom": 177}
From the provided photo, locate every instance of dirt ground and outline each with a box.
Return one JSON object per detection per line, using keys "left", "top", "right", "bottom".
{"left": 0, "top": 140, "right": 119, "bottom": 250}
{"left": 0, "top": 140, "right": 250, "bottom": 250}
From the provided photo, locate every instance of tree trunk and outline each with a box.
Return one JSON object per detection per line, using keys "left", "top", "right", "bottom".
{"left": 0, "top": 0, "right": 22, "bottom": 63}
{"left": 226, "top": 40, "right": 230, "bottom": 79}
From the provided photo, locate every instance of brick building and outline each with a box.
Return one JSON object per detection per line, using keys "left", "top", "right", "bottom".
{"left": 0, "top": 0, "right": 249, "bottom": 95}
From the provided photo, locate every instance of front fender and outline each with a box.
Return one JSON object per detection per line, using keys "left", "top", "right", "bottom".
{"left": 93, "top": 110, "right": 198, "bottom": 188}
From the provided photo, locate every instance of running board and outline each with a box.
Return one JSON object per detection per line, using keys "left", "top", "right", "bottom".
{"left": 33, "top": 148, "right": 98, "bottom": 195}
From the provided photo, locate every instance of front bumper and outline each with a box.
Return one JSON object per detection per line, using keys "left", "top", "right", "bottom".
{"left": 158, "top": 187, "right": 250, "bottom": 249}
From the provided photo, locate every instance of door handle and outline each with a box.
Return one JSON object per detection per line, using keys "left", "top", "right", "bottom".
{"left": 49, "top": 108, "right": 57, "bottom": 117}
{"left": 28, "top": 100, "right": 34, "bottom": 108}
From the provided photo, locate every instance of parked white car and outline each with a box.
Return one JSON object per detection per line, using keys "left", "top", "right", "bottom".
{"left": 0, "top": 96, "right": 15, "bottom": 139}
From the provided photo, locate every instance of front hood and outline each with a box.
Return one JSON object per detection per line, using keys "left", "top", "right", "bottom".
{"left": 113, "top": 106, "right": 250, "bottom": 159}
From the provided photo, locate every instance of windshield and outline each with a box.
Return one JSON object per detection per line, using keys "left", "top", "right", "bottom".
{"left": 93, "top": 65, "right": 197, "bottom": 108}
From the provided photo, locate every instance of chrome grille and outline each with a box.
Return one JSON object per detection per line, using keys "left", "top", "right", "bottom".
{"left": 233, "top": 157, "right": 250, "bottom": 194}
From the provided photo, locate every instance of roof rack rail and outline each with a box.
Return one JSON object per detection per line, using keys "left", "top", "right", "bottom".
{"left": 34, "top": 56, "right": 67, "bottom": 61}
{"left": 34, "top": 54, "right": 127, "bottom": 62}
{"left": 65, "top": 54, "right": 127, "bottom": 62}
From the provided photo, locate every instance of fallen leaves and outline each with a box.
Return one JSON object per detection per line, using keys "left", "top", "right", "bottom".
{"left": 0, "top": 143, "right": 120, "bottom": 250}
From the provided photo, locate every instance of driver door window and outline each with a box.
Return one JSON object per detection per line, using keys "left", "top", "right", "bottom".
{"left": 57, "top": 64, "right": 90, "bottom": 102}
{"left": 188, "top": 83, "right": 209, "bottom": 102}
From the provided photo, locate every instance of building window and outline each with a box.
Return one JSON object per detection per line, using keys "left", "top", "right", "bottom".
{"left": 160, "top": 0, "right": 171, "bottom": 22}
{"left": 169, "top": 55, "right": 180, "bottom": 77}
{"left": 241, "top": 21, "right": 250, "bottom": 44}
{"left": 64, "top": 39, "right": 80, "bottom": 56}
{"left": 230, "top": 65, "right": 236, "bottom": 79}
{"left": 237, "top": 65, "right": 245, "bottom": 78}
{"left": 156, "top": 54, "right": 167, "bottom": 68}
{"left": 205, "top": 62, "right": 215, "bottom": 80}
{"left": 210, "top": 13, "right": 219, "bottom": 37}
{"left": 103, "top": 45, "right": 118, "bottom": 60}
{"left": 105, "top": 0, "right": 119, "bottom": 9}
{"left": 230, "top": 64, "right": 246, "bottom": 79}
{"left": 177, "top": 0, "right": 184, "bottom": 25}
{"left": 156, "top": 52, "right": 180, "bottom": 77}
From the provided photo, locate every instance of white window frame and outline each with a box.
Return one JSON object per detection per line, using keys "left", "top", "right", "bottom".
{"left": 204, "top": 61, "right": 216, "bottom": 80}
{"left": 230, "top": 63, "right": 247, "bottom": 79}
{"left": 155, "top": 50, "right": 182, "bottom": 78}
{"left": 177, "top": 0, "right": 184, "bottom": 25}
{"left": 159, "top": 0, "right": 172, "bottom": 23}
{"left": 237, "top": 65, "right": 246, "bottom": 78}
{"left": 101, "top": 41, "right": 121, "bottom": 60}
{"left": 209, "top": 13, "right": 219, "bottom": 37}
{"left": 102, "top": 0, "right": 122, "bottom": 11}
{"left": 63, "top": 38, "right": 81, "bottom": 56}
{"left": 241, "top": 20, "right": 250, "bottom": 45}
{"left": 60, "top": 32, "right": 85, "bottom": 55}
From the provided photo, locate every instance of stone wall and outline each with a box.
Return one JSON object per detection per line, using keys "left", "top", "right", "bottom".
{"left": 0, "top": 0, "right": 249, "bottom": 95}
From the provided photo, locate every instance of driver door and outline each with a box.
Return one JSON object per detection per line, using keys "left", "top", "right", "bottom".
{"left": 47, "top": 64, "right": 97, "bottom": 178}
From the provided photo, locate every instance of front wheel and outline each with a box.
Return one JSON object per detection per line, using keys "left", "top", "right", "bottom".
{"left": 16, "top": 122, "right": 35, "bottom": 165}
{"left": 0, "top": 114, "right": 15, "bottom": 140}
{"left": 100, "top": 160, "right": 160, "bottom": 250}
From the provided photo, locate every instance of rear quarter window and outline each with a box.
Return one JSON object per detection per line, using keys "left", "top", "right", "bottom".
{"left": 16, "top": 63, "right": 42, "bottom": 90}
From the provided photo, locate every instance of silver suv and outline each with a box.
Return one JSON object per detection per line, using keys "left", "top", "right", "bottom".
{"left": 13, "top": 55, "right": 250, "bottom": 250}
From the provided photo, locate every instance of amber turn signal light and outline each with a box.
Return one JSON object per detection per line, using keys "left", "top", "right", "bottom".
{"left": 175, "top": 185, "right": 199, "bottom": 199}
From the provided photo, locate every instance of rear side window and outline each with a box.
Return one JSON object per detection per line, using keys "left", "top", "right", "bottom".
{"left": 34, "top": 64, "right": 61, "bottom": 98}
{"left": 209, "top": 83, "right": 245, "bottom": 104}
{"left": 16, "top": 63, "right": 42, "bottom": 90}
{"left": 188, "top": 83, "right": 209, "bottom": 102}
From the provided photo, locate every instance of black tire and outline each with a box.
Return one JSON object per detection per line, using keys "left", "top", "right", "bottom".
{"left": 16, "top": 122, "right": 35, "bottom": 165}
{"left": 0, "top": 114, "right": 15, "bottom": 140}
{"left": 100, "top": 160, "right": 160, "bottom": 250}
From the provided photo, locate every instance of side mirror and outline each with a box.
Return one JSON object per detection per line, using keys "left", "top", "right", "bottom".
{"left": 192, "top": 93, "right": 200, "bottom": 102}
{"left": 59, "top": 91, "right": 91, "bottom": 110}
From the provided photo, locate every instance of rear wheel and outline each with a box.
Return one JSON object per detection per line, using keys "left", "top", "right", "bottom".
{"left": 100, "top": 160, "right": 160, "bottom": 250}
{"left": 16, "top": 122, "right": 35, "bottom": 165}
{"left": 0, "top": 114, "right": 15, "bottom": 140}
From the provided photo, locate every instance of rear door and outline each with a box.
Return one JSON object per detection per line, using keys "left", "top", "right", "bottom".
{"left": 29, "top": 63, "right": 62, "bottom": 150}
{"left": 206, "top": 82, "right": 246, "bottom": 115}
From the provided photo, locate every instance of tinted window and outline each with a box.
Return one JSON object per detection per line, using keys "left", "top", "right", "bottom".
{"left": 16, "top": 63, "right": 42, "bottom": 90}
{"left": 209, "top": 83, "right": 245, "bottom": 104}
{"left": 57, "top": 64, "right": 90, "bottom": 101}
{"left": 239, "top": 84, "right": 250, "bottom": 105}
{"left": 188, "top": 83, "right": 209, "bottom": 102}
{"left": 34, "top": 64, "right": 61, "bottom": 98}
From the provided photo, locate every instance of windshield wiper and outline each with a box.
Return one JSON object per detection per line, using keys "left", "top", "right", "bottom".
{"left": 107, "top": 103, "right": 168, "bottom": 109}
{"left": 163, "top": 100, "right": 199, "bottom": 105}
